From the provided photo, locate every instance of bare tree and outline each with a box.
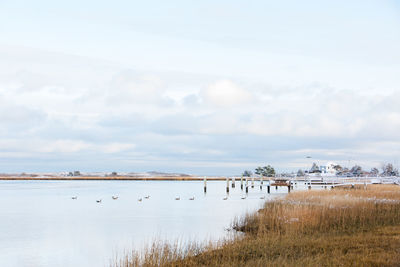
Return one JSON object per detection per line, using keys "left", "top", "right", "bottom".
{"left": 382, "top": 163, "right": 399, "bottom": 176}
{"left": 310, "top": 163, "right": 320, "bottom": 173}
{"left": 370, "top": 168, "right": 379, "bottom": 176}
{"left": 350, "top": 165, "right": 362, "bottom": 176}
{"left": 333, "top": 165, "right": 343, "bottom": 172}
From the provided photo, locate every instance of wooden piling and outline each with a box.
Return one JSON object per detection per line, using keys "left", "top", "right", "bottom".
{"left": 232, "top": 177, "right": 235, "bottom": 188}
{"left": 267, "top": 185, "right": 270, "bottom": 194}
{"left": 226, "top": 178, "right": 230, "bottom": 193}
{"left": 245, "top": 178, "right": 249, "bottom": 193}
{"left": 288, "top": 185, "right": 291, "bottom": 193}
{"left": 240, "top": 175, "right": 243, "bottom": 190}
{"left": 260, "top": 176, "right": 263, "bottom": 190}
{"left": 203, "top": 177, "right": 207, "bottom": 193}
{"left": 251, "top": 177, "right": 254, "bottom": 188}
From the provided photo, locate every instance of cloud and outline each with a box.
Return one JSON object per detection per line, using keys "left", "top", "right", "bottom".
{"left": 201, "top": 80, "right": 253, "bottom": 107}
{"left": 37, "top": 140, "right": 92, "bottom": 153}
{"left": 0, "top": 45, "right": 400, "bottom": 174}
{"left": 0, "top": 139, "right": 135, "bottom": 154}
{"left": 101, "top": 142, "right": 136, "bottom": 153}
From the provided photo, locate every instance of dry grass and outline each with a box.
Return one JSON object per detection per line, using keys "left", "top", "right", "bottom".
{"left": 113, "top": 185, "right": 400, "bottom": 267}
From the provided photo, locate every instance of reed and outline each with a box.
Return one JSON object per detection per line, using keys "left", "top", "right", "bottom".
{"left": 113, "top": 185, "right": 400, "bottom": 267}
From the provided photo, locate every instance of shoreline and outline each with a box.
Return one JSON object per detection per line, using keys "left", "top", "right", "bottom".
{"left": 0, "top": 176, "right": 229, "bottom": 181}
{"left": 114, "top": 184, "right": 400, "bottom": 266}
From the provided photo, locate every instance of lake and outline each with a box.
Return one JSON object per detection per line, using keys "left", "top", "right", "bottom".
{"left": 0, "top": 180, "right": 288, "bottom": 267}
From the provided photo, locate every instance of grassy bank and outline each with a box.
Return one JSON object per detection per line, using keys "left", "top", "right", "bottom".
{"left": 114, "top": 185, "right": 400, "bottom": 267}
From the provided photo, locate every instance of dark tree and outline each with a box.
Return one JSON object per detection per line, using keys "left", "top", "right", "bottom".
{"left": 255, "top": 167, "right": 263, "bottom": 176}
{"left": 255, "top": 165, "right": 276, "bottom": 177}
{"left": 333, "top": 165, "right": 343, "bottom": 172}
{"left": 263, "top": 165, "right": 276, "bottom": 177}
{"left": 370, "top": 168, "right": 379, "bottom": 176}
{"left": 350, "top": 165, "right": 362, "bottom": 176}
{"left": 382, "top": 163, "right": 399, "bottom": 176}
{"left": 242, "top": 170, "right": 253, "bottom": 177}
{"left": 310, "top": 163, "right": 320, "bottom": 173}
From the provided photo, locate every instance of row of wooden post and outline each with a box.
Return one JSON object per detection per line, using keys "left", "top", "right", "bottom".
{"left": 205, "top": 176, "right": 372, "bottom": 194}
{"left": 203, "top": 176, "right": 293, "bottom": 194}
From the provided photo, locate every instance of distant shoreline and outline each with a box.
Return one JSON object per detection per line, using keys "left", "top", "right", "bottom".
{"left": 0, "top": 176, "right": 228, "bottom": 181}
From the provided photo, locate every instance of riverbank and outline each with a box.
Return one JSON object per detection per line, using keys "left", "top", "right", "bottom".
{"left": 115, "top": 184, "right": 400, "bottom": 266}
{"left": 0, "top": 176, "right": 226, "bottom": 181}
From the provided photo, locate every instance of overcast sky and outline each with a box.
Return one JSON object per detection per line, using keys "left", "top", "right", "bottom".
{"left": 0, "top": 0, "right": 399, "bottom": 175}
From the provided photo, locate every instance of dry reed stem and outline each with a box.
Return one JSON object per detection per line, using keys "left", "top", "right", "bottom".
{"left": 113, "top": 185, "right": 400, "bottom": 267}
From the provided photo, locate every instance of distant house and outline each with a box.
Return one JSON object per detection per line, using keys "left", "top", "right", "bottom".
{"left": 318, "top": 162, "right": 338, "bottom": 176}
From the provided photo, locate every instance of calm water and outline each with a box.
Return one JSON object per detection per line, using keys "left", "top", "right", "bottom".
{"left": 0, "top": 180, "right": 288, "bottom": 267}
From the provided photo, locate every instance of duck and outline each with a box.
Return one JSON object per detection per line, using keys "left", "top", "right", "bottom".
{"left": 175, "top": 197, "right": 180, "bottom": 200}
{"left": 223, "top": 196, "right": 228, "bottom": 200}
{"left": 189, "top": 196, "right": 195, "bottom": 200}
{"left": 71, "top": 196, "right": 77, "bottom": 200}
{"left": 96, "top": 199, "right": 102, "bottom": 203}
{"left": 144, "top": 195, "right": 150, "bottom": 199}
{"left": 260, "top": 196, "right": 265, "bottom": 199}
{"left": 138, "top": 198, "right": 142, "bottom": 202}
{"left": 241, "top": 196, "right": 246, "bottom": 200}
{"left": 112, "top": 196, "right": 118, "bottom": 200}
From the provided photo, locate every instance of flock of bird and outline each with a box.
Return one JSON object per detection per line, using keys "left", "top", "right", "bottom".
{"left": 70, "top": 195, "right": 152, "bottom": 203}
{"left": 70, "top": 194, "right": 266, "bottom": 202}
{"left": 70, "top": 195, "right": 120, "bottom": 203}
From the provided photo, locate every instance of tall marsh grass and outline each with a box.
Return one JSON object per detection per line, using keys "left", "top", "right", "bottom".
{"left": 114, "top": 185, "right": 400, "bottom": 267}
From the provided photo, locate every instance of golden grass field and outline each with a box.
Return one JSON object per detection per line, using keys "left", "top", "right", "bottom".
{"left": 113, "top": 184, "right": 400, "bottom": 267}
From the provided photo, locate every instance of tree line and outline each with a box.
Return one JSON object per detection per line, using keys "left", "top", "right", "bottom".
{"left": 242, "top": 162, "right": 399, "bottom": 177}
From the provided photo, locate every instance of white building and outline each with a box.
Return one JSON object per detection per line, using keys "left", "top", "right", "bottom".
{"left": 319, "top": 162, "right": 338, "bottom": 176}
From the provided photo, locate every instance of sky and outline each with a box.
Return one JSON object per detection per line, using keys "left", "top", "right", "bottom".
{"left": 0, "top": 0, "right": 399, "bottom": 175}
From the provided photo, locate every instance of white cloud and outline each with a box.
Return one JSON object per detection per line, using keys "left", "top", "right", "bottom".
{"left": 37, "top": 140, "right": 92, "bottom": 153}
{"left": 0, "top": 45, "right": 400, "bottom": 174}
{"left": 201, "top": 80, "right": 253, "bottom": 107}
{"left": 0, "top": 139, "right": 135, "bottom": 154}
{"left": 101, "top": 142, "right": 136, "bottom": 153}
